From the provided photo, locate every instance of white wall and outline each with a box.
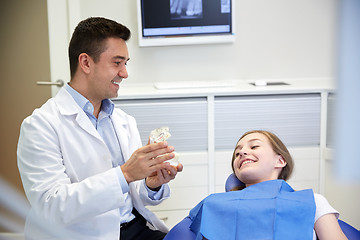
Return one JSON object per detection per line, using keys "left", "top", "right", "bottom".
{"left": 73, "top": 0, "right": 338, "bottom": 85}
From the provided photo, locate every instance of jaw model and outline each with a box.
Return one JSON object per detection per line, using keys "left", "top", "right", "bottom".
{"left": 150, "top": 127, "right": 179, "bottom": 166}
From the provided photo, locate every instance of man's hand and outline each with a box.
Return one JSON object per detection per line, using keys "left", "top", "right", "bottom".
{"left": 146, "top": 162, "right": 183, "bottom": 190}
{"left": 120, "top": 141, "right": 175, "bottom": 183}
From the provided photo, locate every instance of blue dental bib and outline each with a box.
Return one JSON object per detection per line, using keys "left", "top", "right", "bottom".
{"left": 189, "top": 180, "right": 315, "bottom": 240}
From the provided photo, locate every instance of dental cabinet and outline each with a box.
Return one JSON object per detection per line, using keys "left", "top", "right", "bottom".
{"left": 112, "top": 79, "right": 335, "bottom": 228}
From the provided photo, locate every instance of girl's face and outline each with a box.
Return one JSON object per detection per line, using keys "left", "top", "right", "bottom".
{"left": 233, "top": 132, "right": 286, "bottom": 187}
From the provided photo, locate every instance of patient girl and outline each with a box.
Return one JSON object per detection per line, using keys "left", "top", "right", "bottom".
{"left": 228, "top": 130, "right": 347, "bottom": 240}
{"left": 166, "top": 130, "right": 348, "bottom": 240}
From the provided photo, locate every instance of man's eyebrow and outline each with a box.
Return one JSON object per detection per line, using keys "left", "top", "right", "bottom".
{"left": 113, "top": 56, "right": 130, "bottom": 61}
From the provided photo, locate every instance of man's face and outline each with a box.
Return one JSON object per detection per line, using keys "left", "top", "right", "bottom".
{"left": 88, "top": 37, "right": 129, "bottom": 102}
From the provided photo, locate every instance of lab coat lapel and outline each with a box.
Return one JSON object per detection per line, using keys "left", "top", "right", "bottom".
{"left": 74, "top": 112, "right": 103, "bottom": 142}
{"left": 54, "top": 88, "right": 104, "bottom": 143}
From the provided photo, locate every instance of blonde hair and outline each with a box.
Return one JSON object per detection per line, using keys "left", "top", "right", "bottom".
{"left": 231, "top": 130, "right": 294, "bottom": 185}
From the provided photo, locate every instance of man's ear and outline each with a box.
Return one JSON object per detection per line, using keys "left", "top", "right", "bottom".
{"left": 78, "top": 53, "right": 92, "bottom": 74}
{"left": 275, "top": 155, "right": 287, "bottom": 168}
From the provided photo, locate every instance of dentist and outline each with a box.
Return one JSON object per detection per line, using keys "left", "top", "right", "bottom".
{"left": 17, "top": 17, "right": 182, "bottom": 240}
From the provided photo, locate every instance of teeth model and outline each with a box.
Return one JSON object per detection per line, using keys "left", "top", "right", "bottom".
{"left": 150, "top": 127, "right": 171, "bottom": 143}
{"left": 150, "top": 127, "right": 179, "bottom": 167}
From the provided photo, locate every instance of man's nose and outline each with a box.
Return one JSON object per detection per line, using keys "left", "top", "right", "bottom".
{"left": 118, "top": 67, "right": 128, "bottom": 79}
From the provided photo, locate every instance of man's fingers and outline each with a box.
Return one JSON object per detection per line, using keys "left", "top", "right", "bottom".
{"left": 176, "top": 163, "right": 183, "bottom": 172}
{"left": 160, "top": 169, "right": 171, "bottom": 181}
{"left": 144, "top": 141, "right": 169, "bottom": 152}
{"left": 148, "top": 157, "right": 174, "bottom": 174}
{"left": 150, "top": 152, "right": 175, "bottom": 166}
{"left": 124, "top": 140, "right": 177, "bottom": 184}
{"left": 150, "top": 146, "right": 175, "bottom": 160}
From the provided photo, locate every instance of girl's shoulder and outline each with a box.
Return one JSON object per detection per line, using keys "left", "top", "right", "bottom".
{"left": 313, "top": 193, "right": 339, "bottom": 222}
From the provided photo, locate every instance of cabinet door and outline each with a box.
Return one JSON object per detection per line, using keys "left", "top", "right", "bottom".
{"left": 214, "top": 93, "right": 321, "bottom": 149}
{"left": 114, "top": 97, "right": 208, "bottom": 151}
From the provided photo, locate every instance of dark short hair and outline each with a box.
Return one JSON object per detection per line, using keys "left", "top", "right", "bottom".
{"left": 68, "top": 17, "right": 131, "bottom": 78}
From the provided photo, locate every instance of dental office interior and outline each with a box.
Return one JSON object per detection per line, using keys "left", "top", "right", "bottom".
{"left": 1, "top": 0, "right": 359, "bottom": 237}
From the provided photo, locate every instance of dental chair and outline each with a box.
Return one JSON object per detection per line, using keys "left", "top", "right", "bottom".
{"left": 164, "top": 173, "right": 360, "bottom": 240}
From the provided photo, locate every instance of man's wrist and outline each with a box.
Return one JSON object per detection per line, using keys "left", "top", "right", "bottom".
{"left": 146, "top": 179, "right": 162, "bottom": 191}
{"left": 148, "top": 185, "right": 161, "bottom": 191}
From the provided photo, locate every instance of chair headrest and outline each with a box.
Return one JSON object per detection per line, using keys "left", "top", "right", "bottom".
{"left": 225, "top": 173, "right": 245, "bottom": 192}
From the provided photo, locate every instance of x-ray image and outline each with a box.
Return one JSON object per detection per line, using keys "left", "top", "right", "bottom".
{"left": 170, "top": 0, "right": 203, "bottom": 19}
{"left": 221, "top": 0, "right": 230, "bottom": 13}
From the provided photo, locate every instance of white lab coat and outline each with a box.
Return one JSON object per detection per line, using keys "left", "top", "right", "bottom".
{"left": 17, "top": 88, "right": 170, "bottom": 240}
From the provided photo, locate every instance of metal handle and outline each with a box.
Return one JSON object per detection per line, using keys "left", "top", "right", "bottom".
{"left": 37, "top": 79, "right": 65, "bottom": 87}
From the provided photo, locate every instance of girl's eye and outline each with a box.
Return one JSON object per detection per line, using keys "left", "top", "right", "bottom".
{"left": 235, "top": 152, "right": 240, "bottom": 157}
{"left": 251, "top": 145, "right": 259, "bottom": 149}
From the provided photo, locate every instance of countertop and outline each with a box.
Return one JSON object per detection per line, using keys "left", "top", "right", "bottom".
{"left": 114, "top": 78, "right": 335, "bottom": 100}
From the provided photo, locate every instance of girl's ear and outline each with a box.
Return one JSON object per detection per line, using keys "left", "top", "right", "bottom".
{"left": 275, "top": 155, "right": 287, "bottom": 168}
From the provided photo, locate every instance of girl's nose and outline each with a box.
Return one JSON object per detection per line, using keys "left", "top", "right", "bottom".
{"left": 239, "top": 150, "right": 248, "bottom": 157}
